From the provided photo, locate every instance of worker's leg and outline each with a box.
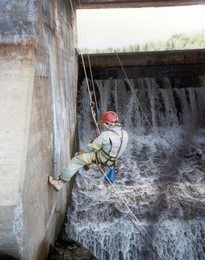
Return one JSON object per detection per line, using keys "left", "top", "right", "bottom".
{"left": 59, "top": 152, "right": 93, "bottom": 182}
{"left": 49, "top": 152, "right": 94, "bottom": 191}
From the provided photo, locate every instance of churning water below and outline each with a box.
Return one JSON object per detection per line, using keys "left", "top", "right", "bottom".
{"left": 64, "top": 77, "right": 205, "bottom": 260}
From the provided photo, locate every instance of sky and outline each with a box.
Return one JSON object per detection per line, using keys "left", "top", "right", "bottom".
{"left": 76, "top": 5, "right": 205, "bottom": 50}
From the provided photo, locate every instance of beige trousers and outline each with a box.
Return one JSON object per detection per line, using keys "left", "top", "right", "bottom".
{"left": 59, "top": 152, "right": 94, "bottom": 182}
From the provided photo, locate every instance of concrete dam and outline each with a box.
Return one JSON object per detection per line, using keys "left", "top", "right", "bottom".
{"left": 0, "top": 0, "right": 205, "bottom": 259}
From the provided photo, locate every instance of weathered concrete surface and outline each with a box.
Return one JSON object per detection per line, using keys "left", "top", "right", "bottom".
{"left": 79, "top": 50, "right": 205, "bottom": 86}
{"left": 0, "top": 43, "right": 35, "bottom": 258}
{"left": 0, "top": 0, "right": 36, "bottom": 42}
{"left": 77, "top": 0, "right": 205, "bottom": 9}
{"left": 0, "top": 0, "right": 78, "bottom": 259}
{"left": 80, "top": 50, "right": 205, "bottom": 68}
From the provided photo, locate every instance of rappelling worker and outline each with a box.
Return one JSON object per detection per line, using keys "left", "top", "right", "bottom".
{"left": 48, "top": 111, "right": 128, "bottom": 191}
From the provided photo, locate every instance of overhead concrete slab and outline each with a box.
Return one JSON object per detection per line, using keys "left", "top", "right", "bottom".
{"left": 77, "top": 0, "right": 205, "bottom": 9}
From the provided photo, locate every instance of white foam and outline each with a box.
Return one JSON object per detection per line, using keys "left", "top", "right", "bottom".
{"left": 65, "top": 77, "right": 205, "bottom": 259}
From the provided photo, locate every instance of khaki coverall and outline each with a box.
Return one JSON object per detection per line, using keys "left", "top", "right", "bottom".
{"left": 59, "top": 126, "right": 128, "bottom": 182}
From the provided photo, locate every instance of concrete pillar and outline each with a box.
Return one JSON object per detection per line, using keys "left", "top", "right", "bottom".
{"left": 0, "top": 0, "right": 78, "bottom": 259}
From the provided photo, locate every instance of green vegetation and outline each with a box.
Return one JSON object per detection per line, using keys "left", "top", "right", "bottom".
{"left": 79, "top": 30, "right": 205, "bottom": 54}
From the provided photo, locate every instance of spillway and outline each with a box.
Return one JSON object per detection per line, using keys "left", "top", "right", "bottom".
{"left": 63, "top": 76, "right": 205, "bottom": 259}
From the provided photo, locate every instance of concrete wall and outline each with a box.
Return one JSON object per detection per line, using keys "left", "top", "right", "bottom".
{"left": 0, "top": 0, "right": 78, "bottom": 259}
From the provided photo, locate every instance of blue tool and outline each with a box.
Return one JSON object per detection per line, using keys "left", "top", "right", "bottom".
{"left": 105, "top": 167, "right": 116, "bottom": 183}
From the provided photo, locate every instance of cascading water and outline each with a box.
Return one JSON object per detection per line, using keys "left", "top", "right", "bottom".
{"left": 63, "top": 76, "right": 205, "bottom": 260}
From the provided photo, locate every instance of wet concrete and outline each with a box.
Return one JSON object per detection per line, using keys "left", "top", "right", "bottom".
{"left": 47, "top": 237, "right": 97, "bottom": 260}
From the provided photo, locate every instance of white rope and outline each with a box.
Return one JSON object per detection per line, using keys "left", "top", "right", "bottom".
{"left": 115, "top": 52, "right": 172, "bottom": 146}
{"left": 116, "top": 53, "right": 158, "bottom": 135}
{"left": 68, "top": 2, "right": 168, "bottom": 259}
{"left": 87, "top": 54, "right": 99, "bottom": 111}
{"left": 70, "top": 0, "right": 101, "bottom": 135}
{"left": 100, "top": 167, "right": 168, "bottom": 260}
{"left": 80, "top": 53, "right": 93, "bottom": 104}
{"left": 87, "top": 54, "right": 101, "bottom": 134}
{"left": 81, "top": 52, "right": 101, "bottom": 133}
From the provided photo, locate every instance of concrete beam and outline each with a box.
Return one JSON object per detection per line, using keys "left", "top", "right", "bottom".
{"left": 79, "top": 49, "right": 205, "bottom": 68}
{"left": 77, "top": 0, "right": 205, "bottom": 9}
{"left": 80, "top": 63, "right": 205, "bottom": 82}
{"left": 78, "top": 50, "right": 205, "bottom": 85}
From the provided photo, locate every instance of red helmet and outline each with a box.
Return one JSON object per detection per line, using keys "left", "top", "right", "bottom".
{"left": 102, "top": 111, "right": 119, "bottom": 124}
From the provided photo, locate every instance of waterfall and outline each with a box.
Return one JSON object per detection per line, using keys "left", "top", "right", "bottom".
{"left": 64, "top": 76, "right": 205, "bottom": 260}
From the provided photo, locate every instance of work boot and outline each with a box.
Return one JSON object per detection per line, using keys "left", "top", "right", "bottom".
{"left": 48, "top": 176, "right": 65, "bottom": 191}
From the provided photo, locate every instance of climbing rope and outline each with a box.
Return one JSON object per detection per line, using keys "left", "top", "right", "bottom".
{"left": 99, "top": 167, "right": 168, "bottom": 260}
{"left": 80, "top": 52, "right": 100, "bottom": 133}
{"left": 80, "top": 53, "right": 92, "bottom": 103}
{"left": 87, "top": 54, "right": 101, "bottom": 133}
{"left": 115, "top": 51, "right": 172, "bottom": 145}
{"left": 72, "top": 0, "right": 100, "bottom": 132}
{"left": 87, "top": 54, "right": 99, "bottom": 112}
{"left": 68, "top": 2, "right": 169, "bottom": 259}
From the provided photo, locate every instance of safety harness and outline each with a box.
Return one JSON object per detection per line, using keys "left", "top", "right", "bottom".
{"left": 93, "top": 128, "right": 124, "bottom": 167}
